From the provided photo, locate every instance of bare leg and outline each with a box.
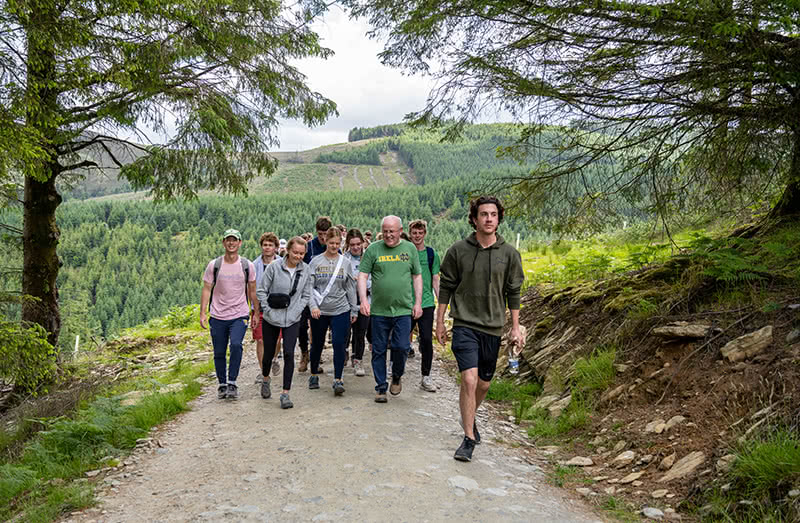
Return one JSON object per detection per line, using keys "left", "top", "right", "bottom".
{"left": 459, "top": 368, "right": 478, "bottom": 440}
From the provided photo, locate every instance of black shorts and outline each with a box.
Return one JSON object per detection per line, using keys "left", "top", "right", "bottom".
{"left": 451, "top": 326, "right": 501, "bottom": 382}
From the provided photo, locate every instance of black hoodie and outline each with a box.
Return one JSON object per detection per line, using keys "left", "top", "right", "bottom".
{"left": 438, "top": 232, "right": 524, "bottom": 336}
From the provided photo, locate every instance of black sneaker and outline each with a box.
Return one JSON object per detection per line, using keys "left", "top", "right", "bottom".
{"left": 226, "top": 384, "right": 239, "bottom": 400}
{"left": 408, "top": 349, "right": 416, "bottom": 359}
{"left": 309, "top": 375, "right": 320, "bottom": 390}
{"left": 217, "top": 384, "right": 227, "bottom": 399}
{"left": 474, "top": 421, "right": 481, "bottom": 444}
{"left": 454, "top": 436, "right": 476, "bottom": 462}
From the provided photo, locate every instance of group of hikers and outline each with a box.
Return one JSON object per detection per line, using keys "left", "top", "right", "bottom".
{"left": 199, "top": 195, "right": 525, "bottom": 462}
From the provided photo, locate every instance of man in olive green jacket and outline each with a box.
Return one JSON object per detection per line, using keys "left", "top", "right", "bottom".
{"left": 435, "top": 196, "right": 525, "bottom": 462}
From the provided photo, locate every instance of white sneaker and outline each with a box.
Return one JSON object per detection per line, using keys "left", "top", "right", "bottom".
{"left": 354, "top": 360, "right": 366, "bottom": 377}
{"left": 420, "top": 375, "right": 436, "bottom": 392}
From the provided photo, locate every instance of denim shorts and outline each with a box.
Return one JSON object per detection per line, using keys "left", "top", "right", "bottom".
{"left": 451, "top": 326, "right": 501, "bottom": 382}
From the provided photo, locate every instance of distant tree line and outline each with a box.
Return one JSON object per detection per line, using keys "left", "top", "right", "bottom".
{"left": 348, "top": 124, "right": 404, "bottom": 142}
{"left": 314, "top": 140, "right": 389, "bottom": 165}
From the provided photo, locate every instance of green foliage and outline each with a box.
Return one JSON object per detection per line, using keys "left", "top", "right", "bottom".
{"left": 523, "top": 399, "right": 590, "bottom": 442}
{"left": 547, "top": 464, "right": 586, "bottom": 488}
{"left": 348, "top": 124, "right": 404, "bottom": 142}
{"left": 731, "top": 430, "right": 800, "bottom": 500}
{"left": 486, "top": 378, "right": 542, "bottom": 402}
{"left": 573, "top": 346, "right": 617, "bottom": 395}
{"left": 0, "top": 319, "right": 56, "bottom": 394}
{"left": 161, "top": 305, "right": 201, "bottom": 330}
{"left": 315, "top": 141, "right": 388, "bottom": 165}
{"left": 0, "top": 464, "right": 37, "bottom": 509}
{"left": 688, "top": 234, "right": 768, "bottom": 284}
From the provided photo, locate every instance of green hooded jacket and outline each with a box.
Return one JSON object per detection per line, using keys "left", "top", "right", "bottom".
{"left": 438, "top": 232, "right": 525, "bottom": 336}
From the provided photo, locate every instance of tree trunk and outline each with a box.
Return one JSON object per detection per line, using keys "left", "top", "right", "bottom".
{"left": 22, "top": 3, "right": 62, "bottom": 349}
{"left": 768, "top": 128, "right": 800, "bottom": 219}
{"left": 22, "top": 174, "right": 62, "bottom": 348}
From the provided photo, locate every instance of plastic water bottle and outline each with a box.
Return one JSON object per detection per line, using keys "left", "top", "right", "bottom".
{"left": 508, "top": 341, "right": 519, "bottom": 375}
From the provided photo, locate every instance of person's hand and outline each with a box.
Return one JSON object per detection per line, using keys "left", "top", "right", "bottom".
{"left": 510, "top": 326, "right": 523, "bottom": 351}
{"left": 351, "top": 314, "right": 357, "bottom": 324}
{"left": 412, "top": 304, "right": 422, "bottom": 320}
{"left": 435, "top": 320, "right": 447, "bottom": 346}
{"left": 311, "top": 308, "right": 321, "bottom": 319}
{"left": 360, "top": 301, "right": 370, "bottom": 317}
{"left": 199, "top": 311, "right": 208, "bottom": 330}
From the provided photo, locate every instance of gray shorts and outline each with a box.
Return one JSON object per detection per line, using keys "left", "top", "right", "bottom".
{"left": 451, "top": 326, "right": 501, "bottom": 382}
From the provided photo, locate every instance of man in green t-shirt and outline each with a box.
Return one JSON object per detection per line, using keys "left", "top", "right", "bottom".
{"left": 358, "top": 215, "right": 422, "bottom": 403}
{"left": 408, "top": 219, "right": 440, "bottom": 393}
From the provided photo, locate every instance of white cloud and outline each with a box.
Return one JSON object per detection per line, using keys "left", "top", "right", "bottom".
{"left": 274, "top": 7, "right": 434, "bottom": 151}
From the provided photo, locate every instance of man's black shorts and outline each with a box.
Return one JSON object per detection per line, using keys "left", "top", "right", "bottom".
{"left": 451, "top": 326, "right": 501, "bottom": 382}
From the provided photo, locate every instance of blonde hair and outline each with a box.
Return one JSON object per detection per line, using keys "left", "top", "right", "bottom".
{"left": 286, "top": 236, "right": 307, "bottom": 253}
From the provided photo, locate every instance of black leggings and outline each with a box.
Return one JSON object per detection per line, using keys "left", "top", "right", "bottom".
{"left": 411, "top": 306, "right": 435, "bottom": 376}
{"left": 262, "top": 319, "right": 299, "bottom": 391}
{"left": 297, "top": 306, "right": 311, "bottom": 354}
{"left": 350, "top": 312, "right": 369, "bottom": 361}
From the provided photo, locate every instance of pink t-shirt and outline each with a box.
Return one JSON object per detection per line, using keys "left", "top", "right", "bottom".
{"left": 203, "top": 256, "right": 256, "bottom": 320}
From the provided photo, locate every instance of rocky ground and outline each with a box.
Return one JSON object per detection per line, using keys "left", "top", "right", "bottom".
{"left": 61, "top": 340, "right": 603, "bottom": 522}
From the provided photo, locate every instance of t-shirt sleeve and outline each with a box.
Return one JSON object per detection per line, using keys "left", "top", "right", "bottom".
{"left": 433, "top": 251, "right": 441, "bottom": 275}
{"left": 202, "top": 260, "right": 215, "bottom": 284}
{"left": 360, "top": 245, "right": 375, "bottom": 273}
{"left": 410, "top": 244, "right": 422, "bottom": 275}
{"left": 247, "top": 261, "right": 256, "bottom": 282}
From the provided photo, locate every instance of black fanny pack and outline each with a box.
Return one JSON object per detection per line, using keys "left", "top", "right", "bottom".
{"left": 267, "top": 270, "right": 301, "bottom": 309}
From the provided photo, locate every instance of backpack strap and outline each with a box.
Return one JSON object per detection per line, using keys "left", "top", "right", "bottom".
{"left": 209, "top": 256, "right": 223, "bottom": 311}
{"left": 426, "top": 246, "right": 435, "bottom": 275}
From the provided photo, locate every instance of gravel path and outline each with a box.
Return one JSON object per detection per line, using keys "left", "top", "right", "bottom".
{"left": 63, "top": 341, "right": 603, "bottom": 523}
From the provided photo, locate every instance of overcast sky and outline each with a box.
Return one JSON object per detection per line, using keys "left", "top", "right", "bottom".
{"left": 274, "top": 7, "right": 435, "bottom": 152}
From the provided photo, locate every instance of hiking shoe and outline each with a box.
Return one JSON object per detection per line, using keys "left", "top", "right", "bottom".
{"left": 354, "top": 360, "right": 366, "bottom": 377}
{"left": 309, "top": 375, "right": 320, "bottom": 390}
{"left": 408, "top": 349, "right": 416, "bottom": 359}
{"left": 217, "top": 384, "right": 227, "bottom": 399}
{"left": 226, "top": 384, "right": 239, "bottom": 400}
{"left": 374, "top": 391, "right": 388, "bottom": 403}
{"left": 279, "top": 393, "right": 293, "bottom": 409}
{"left": 333, "top": 380, "right": 345, "bottom": 396}
{"left": 254, "top": 375, "right": 263, "bottom": 384}
{"left": 420, "top": 375, "right": 436, "bottom": 392}
{"left": 271, "top": 359, "right": 280, "bottom": 376}
{"left": 298, "top": 352, "right": 309, "bottom": 373}
{"left": 454, "top": 436, "right": 476, "bottom": 462}
{"left": 390, "top": 376, "right": 402, "bottom": 396}
{"left": 261, "top": 378, "right": 271, "bottom": 399}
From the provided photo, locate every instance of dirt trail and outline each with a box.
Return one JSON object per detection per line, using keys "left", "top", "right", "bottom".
{"left": 64, "top": 341, "right": 603, "bottom": 522}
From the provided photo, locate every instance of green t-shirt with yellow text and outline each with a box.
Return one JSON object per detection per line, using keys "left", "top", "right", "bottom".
{"left": 360, "top": 239, "right": 422, "bottom": 317}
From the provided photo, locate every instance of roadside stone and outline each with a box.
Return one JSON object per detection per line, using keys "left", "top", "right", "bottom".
{"left": 575, "top": 487, "right": 592, "bottom": 496}
{"left": 612, "top": 450, "right": 636, "bottom": 468}
{"left": 787, "top": 328, "right": 800, "bottom": 344}
{"left": 664, "top": 415, "right": 686, "bottom": 431}
{"left": 86, "top": 470, "right": 101, "bottom": 478}
{"left": 659, "top": 453, "right": 676, "bottom": 470}
{"left": 590, "top": 435, "right": 605, "bottom": 446}
{"left": 612, "top": 440, "right": 627, "bottom": 453}
{"left": 645, "top": 419, "right": 667, "bottom": 433}
{"left": 561, "top": 456, "right": 594, "bottom": 467}
{"left": 447, "top": 475, "right": 479, "bottom": 492}
{"left": 788, "top": 489, "right": 800, "bottom": 498}
{"left": 548, "top": 395, "right": 572, "bottom": 418}
{"left": 642, "top": 507, "right": 665, "bottom": 520}
{"left": 720, "top": 325, "right": 773, "bottom": 362}
{"left": 653, "top": 322, "right": 713, "bottom": 339}
{"left": 638, "top": 454, "right": 654, "bottom": 465}
{"left": 651, "top": 489, "right": 669, "bottom": 498}
{"left": 658, "top": 451, "right": 705, "bottom": 483}
{"left": 716, "top": 454, "right": 736, "bottom": 473}
{"left": 601, "top": 384, "right": 627, "bottom": 403}
{"left": 619, "top": 471, "right": 644, "bottom": 484}
{"left": 603, "top": 486, "right": 616, "bottom": 495}
{"left": 533, "top": 394, "right": 560, "bottom": 410}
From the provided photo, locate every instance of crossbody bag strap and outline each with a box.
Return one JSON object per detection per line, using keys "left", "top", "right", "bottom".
{"left": 288, "top": 268, "right": 302, "bottom": 297}
{"left": 313, "top": 255, "right": 345, "bottom": 303}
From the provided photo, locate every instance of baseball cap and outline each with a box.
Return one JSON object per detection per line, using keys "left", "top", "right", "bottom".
{"left": 223, "top": 228, "right": 242, "bottom": 240}
{"left": 279, "top": 238, "right": 287, "bottom": 248}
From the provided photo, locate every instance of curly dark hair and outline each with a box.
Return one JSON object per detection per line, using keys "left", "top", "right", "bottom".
{"left": 468, "top": 195, "right": 505, "bottom": 229}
